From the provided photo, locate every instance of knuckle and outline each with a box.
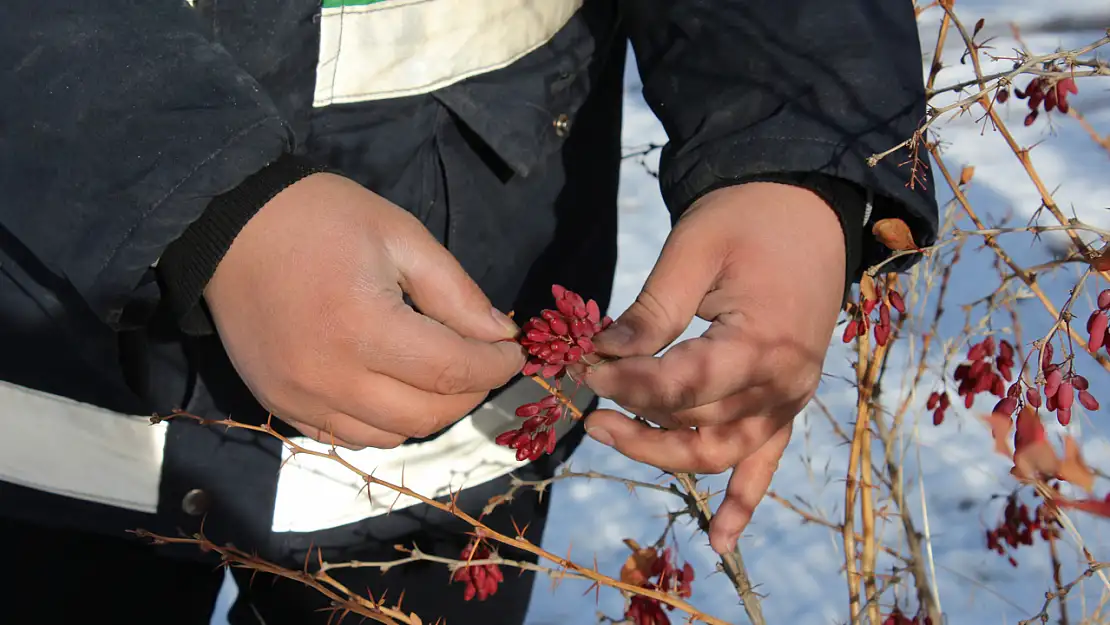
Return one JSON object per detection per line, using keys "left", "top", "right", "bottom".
{"left": 633, "top": 289, "right": 682, "bottom": 337}
{"left": 432, "top": 356, "right": 476, "bottom": 395}
{"left": 694, "top": 443, "right": 733, "bottom": 474}
{"left": 655, "top": 377, "right": 699, "bottom": 412}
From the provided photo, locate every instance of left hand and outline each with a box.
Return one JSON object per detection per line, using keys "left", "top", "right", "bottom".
{"left": 575, "top": 182, "right": 847, "bottom": 554}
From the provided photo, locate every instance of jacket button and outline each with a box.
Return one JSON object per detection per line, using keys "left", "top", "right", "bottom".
{"left": 181, "top": 488, "right": 211, "bottom": 516}
{"left": 553, "top": 114, "right": 571, "bottom": 137}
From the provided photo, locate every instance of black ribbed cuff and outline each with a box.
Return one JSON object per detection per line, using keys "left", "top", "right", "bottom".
{"left": 157, "top": 154, "right": 327, "bottom": 335}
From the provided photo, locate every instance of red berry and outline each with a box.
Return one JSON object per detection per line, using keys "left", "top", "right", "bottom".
{"left": 991, "top": 375, "right": 1005, "bottom": 398}
{"left": 993, "top": 397, "right": 1018, "bottom": 417}
{"left": 1098, "top": 289, "right": 1110, "bottom": 310}
{"left": 1057, "top": 407, "right": 1072, "bottom": 426}
{"left": 1026, "top": 387, "right": 1042, "bottom": 408}
{"left": 927, "top": 391, "right": 940, "bottom": 410}
{"left": 1090, "top": 312, "right": 1108, "bottom": 352}
{"left": 1041, "top": 343, "right": 1054, "bottom": 372}
{"left": 842, "top": 319, "right": 859, "bottom": 343}
{"left": 1057, "top": 382, "right": 1074, "bottom": 410}
{"left": 874, "top": 323, "right": 891, "bottom": 346}
{"left": 1078, "top": 389, "right": 1099, "bottom": 411}
{"left": 999, "top": 340, "right": 1015, "bottom": 362}
{"left": 889, "top": 290, "right": 906, "bottom": 314}
{"left": 1045, "top": 369, "right": 1063, "bottom": 397}
{"left": 1044, "top": 88, "right": 1058, "bottom": 112}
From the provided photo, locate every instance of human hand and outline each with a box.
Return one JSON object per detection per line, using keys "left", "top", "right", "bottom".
{"left": 204, "top": 173, "right": 525, "bottom": 450}
{"left": 575, "top": 182, "right": 847, "bottom": 553}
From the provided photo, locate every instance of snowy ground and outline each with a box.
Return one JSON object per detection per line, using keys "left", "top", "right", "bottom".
{"left": 212, "top": 4, "right": 1110, "bottom": 624}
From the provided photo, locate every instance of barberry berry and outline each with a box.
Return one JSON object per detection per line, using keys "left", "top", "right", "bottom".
{"left": 453, "top": 538, "right": 504, "bottom": 601}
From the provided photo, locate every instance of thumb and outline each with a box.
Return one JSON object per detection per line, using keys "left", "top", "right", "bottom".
{"left": 387, "top": 222, "right": 519, "bottom": 342}
{"left": 593, "top": 228, "right": 720, "bottom": 357}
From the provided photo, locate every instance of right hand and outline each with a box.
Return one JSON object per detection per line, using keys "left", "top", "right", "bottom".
{"left": 203, "top": 173, "right": 525, "bottom": 450}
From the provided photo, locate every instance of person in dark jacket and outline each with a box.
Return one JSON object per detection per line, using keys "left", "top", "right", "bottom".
{"left": 0, "top": 1, "right": 937, "bottom": 623}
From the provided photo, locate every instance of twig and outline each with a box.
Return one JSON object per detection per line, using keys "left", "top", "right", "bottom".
{"left": 483, "top": 469, "right": 682, "bottom": 516}
{"left": 673, "top": 472, "right": 767, "bottom": 625}
{"left": 130, "top": 529, "right": 415, "bottom": 625}
{"left": 1019, "top": 563, "right": 1110, "bottom": 625}
{"left": 151, "top": 412, "right": 731, "bottom": 625}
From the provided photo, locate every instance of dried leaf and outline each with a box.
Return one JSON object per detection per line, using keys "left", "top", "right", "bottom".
{"left": 1014, "top": 404, "right": 1047, "bottom": 453}
{"left": 1057, "top": 495, "right": 1110, "bottom": 519}
{"left": 860, "top": 273, "right": 878, "bottom": 302}
{"left": 984, "top": 412, "right": 1013, "bottom": 457}
{"left": 1057, "top": 435, "right": 1095, "bottom": 493}
{"left": 1012, "top": 441, "right": 1060, "bottom": 482}
{"left": 872, "top": 218, "right": 918, "bottom": 251}
{"left": 619, "top": 539, "right": 657, "bottom": 587}
{"left": 1012, "top": 405, "right": 1059, "bottom": 480}
{"left": 1090, "top": 246, "right": 1110, "bottom": 272}
{"left": 959, "top": 165, "right": 976, "bottom": 185}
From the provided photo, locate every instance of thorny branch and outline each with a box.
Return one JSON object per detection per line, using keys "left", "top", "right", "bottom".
{"left": 143, "top": 411, "right": 731, "bottom": 625}
{"left": 1018, "top": 563, "right": 1110, "bottom": 625}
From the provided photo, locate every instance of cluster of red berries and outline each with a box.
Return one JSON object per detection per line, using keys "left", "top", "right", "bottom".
{"left": 453, "top": 538, "right": 504, "bottom": 602}
{"left": 985, "top": 490, "right": 1061, "bottom": 567}
{"left": 1037, "top": 342, "right": 1098, "bottom": 426}
{"left": 842, "top": 281, "right": 905, "bottom": 346}
{"left": 882, "top": 607, "right": 932, "bottom": 625}
{"left": 625, "top": 548, "right": 695, "bottom": 625}
{"left": 519, "top": 285, "right": 612, "bottom": 379}
{"left": 494, "top": 395, "right": 563, "bottom": 461}
{"left": 999, "top": 76, "right": 1078, "bottom": 126}
{"left": 1085, "top": 289, "right": 1110, "bottom": 353}
{"left": 925, "top": 390, "right": 951, "bottom": 426}
{"left": 927, "top": 336, "right": 1015, "bottom": 426}
{"left": 496, "top": 285, "right": 613, "bottom": 461}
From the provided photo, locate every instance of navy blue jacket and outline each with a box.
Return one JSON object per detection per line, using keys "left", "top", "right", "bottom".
{"left": 0, "top": 0, "right": 936, "bottom": 565}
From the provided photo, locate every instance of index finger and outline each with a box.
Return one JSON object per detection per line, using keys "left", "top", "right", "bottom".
{"left": 358, "top": 302, "right": 526, "bottom": 396}
{"left": 583, "top": 408, "right": 780, "bottom": 474}
{"left": 583, "top": 322, "right": 761, "bottom": 413}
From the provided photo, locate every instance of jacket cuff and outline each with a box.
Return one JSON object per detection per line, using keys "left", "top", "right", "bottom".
{"left": 157, "top": 154, "right": 326, "bottom": 335}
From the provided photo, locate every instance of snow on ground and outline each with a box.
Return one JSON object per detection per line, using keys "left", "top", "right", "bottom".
{"left": 213, "top": 4, "right": 1110, "bottom": 623}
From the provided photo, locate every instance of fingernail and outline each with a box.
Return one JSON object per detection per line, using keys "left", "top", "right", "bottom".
{"left": 596, "top": 322, "right": 633, "bottom": 348}
{"left": 587, "top": 426, "right": 614, "bottom": 447}
{"left": 491, "top": 307, "right": 519, "bottom": 337}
